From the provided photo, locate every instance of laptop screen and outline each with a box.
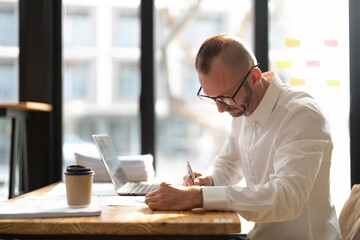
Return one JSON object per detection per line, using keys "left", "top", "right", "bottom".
{"left": 92, "top": 134, "right": 128, "bottom": 190}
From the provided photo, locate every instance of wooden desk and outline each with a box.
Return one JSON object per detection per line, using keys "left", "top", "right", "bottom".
{"left": 0, "top": 182, "right": 241, "bottom": 239}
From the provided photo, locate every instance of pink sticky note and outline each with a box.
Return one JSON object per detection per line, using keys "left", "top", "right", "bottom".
{"left": 307, "top": 61, "right": 321, "bottom": 67}
{"left": 324, "top": 40, "right": 338, "bottom": 47}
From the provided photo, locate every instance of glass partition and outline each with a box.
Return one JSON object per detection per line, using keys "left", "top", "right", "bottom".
{"left": 269, "top": 0, "right": 350, "bottom": 216}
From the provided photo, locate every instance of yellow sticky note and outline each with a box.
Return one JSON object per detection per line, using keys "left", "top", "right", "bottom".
{"left": 285, "top": 38, "right": 300, "bottom": 47}
{"left": 290, "top": 78, "right": 305, "bottom": 86}
{"left": 327, "top": 80, "right": 340, "bottom": 87}
{"left": 276, "top": 61, "right": 292, "bottom": 69}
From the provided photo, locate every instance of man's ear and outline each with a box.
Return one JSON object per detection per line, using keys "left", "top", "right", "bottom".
{"left": 250, "top": 68, "right": 262, "bottom": 85}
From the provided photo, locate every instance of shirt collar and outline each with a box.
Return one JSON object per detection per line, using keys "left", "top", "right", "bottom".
{"left": 248, "top": 71, "right": 282, "bottom": 127}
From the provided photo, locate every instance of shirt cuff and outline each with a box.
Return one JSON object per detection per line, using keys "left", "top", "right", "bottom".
{"left": 202, "top": 186, "right": 228, "bottom": 210}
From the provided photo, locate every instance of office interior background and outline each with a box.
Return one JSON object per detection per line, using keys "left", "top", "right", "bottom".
{"left": 0, "top": 0, "right": 358, "bottom": 233}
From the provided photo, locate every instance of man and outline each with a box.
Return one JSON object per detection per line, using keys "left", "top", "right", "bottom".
{"left": 145, "top": 34, "right": 342, "bottom": 239}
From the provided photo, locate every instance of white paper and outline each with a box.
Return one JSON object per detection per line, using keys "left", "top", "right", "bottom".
{"left": 0, "top": 196, "right": 101, "bottom": 219}
{"left": 97, "top": 196, "right": 146, "bottom": 206}
{"left": 74, "top": 152, "right": 155, "bottom": 182}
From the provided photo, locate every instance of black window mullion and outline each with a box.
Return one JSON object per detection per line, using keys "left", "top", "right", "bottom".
{"left": 349, "top": 0, "right": 360, "bottom": 186}
{"left": 254, "top": 0, "right": 269, "bottom": 72}
{"left": 140, "top": 0, "right": 156, "bottom": 169}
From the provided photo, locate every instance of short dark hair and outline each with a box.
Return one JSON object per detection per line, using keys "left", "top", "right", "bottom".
{"left": 195, "top": 34, "right": 256, "bottom": 74}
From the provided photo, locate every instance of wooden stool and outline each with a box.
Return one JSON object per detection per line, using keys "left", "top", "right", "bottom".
{"left": 0, "top": 102, "right": 52, "bottom": 198}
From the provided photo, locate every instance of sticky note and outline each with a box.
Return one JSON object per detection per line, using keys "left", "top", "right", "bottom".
{"left": 276, "top": 61, "right": 292, "bottom": 69}
{"left": 290, "top": 78, "right": 306, "bottom": 86}
{"left": 307, "top": 61, "right": 321, "bottom": 67}
{"left": 326, "top": 80, "right": 340, "bottom": 87}
{"left": 324, "top": 40, "right": 338, "bottom": 47}
{"left": 285, "top": 38, "right": 300, "bottom": 47}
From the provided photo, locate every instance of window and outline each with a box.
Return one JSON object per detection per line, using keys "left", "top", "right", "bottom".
{"left": 0, "top": 119, "right": 11, "bottom": 200}
{"left": 64, "top": 61, "right": 94, "bottom": 101}
{"left": 64, "top": 7, "right": 95, "bottom": 46}
{"left": 113, "top": 62, "right": 140, "bottom": 100}
{"left": 62, "top": 1, "right": 141, "bottom": 169}
{"left": 184, "top": 15, "right": 224, "bottom": 50}
{"left": 0, "top": 4, "right": 17, "bottom": 46}
{"left": 155, "top": 0, "right": 254, "bottom": 180}
{"left": 269, "top": 0, "right": 350, "bottom": 216}
{"left": 0, "top": 61, "right": 16, "bottom": 100}
{"left": 155, "top": 0, "right": 255, "bottom": 232}
{"left": 113, "top": 11, "right": 139, "bottom": 47}
{"left": 0, "top": 0, "right": 18, "bottom": 201}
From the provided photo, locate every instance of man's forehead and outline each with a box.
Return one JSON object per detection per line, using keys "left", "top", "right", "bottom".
{"left": 199, "top": 73, "right": 235, "bottom": 97}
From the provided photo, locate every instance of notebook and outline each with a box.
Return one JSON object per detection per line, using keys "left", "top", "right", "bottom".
{"left": 92, "top": 134, "right": 158, "bottom": 196}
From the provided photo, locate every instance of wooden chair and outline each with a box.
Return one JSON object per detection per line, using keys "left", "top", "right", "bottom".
{"left": 338, "top": 184, "right": 360, "bottom": 240}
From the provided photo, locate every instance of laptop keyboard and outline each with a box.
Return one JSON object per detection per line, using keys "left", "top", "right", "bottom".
{"left": 120, "top": 182, "right": 158, "bottom": 195}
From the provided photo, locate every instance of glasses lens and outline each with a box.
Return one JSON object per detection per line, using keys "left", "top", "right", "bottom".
{"left": 198, "top": 95, "right": 216, "bottom": 104}
{"left": 218, "top": 97, "right": 236, "bottom": 106}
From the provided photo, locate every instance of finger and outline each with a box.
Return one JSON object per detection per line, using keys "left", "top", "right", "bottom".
{"left": 182, "top": 174, "right": 194, "bottom": 186}
{"left": 145, "top": 194, "right": 160, "bottom": 205}
{"left": 182, "top": 174, "right": 190, "bottom": 186}
{"left": 194, "top": 178, "right": 201, "bottom": 186}
{"left": 195, "top": 176, "right": 208, "bottom": 186}
{"left": 145, "top": 190, "right": 157, "bottom": 198}
{"left": 144, "top": 195, "right": 154, "bottom": 204}
{"left": 147, "top": 202, "right": 158, "bottom": 210}
{"left": 196, "top": 176, "right": 212, "bottom": 186}
{"left": 193, "top": 172, "right": 203, "bottom": 178}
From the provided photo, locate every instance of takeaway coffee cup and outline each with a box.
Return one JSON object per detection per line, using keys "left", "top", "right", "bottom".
{"left": 64, "top": 165, "right": 94, "bottom": 208}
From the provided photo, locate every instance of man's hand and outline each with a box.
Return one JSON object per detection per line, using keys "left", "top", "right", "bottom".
{"left": 183, "top": 171, "right": 214, "bottom": 186}
{"left": 145, "top": 182, "right": 203, "bottom": 210}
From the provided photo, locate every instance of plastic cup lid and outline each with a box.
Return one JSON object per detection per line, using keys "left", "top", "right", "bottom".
{"left": 64, "top": 165, "right": 94, "bottom": 176}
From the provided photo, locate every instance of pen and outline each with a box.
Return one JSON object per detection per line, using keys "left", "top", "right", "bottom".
{"left": 187, "top": 161, "right": 196, "bottom": 184}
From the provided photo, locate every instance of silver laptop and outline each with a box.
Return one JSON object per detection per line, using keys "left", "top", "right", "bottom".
{"left": 92, "top": 134, "right": 158, "bottom": 196}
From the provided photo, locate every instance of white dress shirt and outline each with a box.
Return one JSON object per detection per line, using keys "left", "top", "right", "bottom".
{"left": 202, "top": 72, "right": 342, "bottom": 240}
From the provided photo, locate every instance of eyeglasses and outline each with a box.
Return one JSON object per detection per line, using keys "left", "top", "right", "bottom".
{"left": 197, "top": 64, "right": 259, "bottom": 106}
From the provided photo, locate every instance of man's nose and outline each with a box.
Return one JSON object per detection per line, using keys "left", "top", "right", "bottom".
{"left": 216, "top": 101, "right": 228, "bottom": 113}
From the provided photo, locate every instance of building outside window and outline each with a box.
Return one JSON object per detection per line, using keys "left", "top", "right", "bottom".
{"left": 113, "top": 62, "right": 140, "bottom": 101}
{"left": 113, "top": 11, "right": 139, "bottom": 48}
{"left": 64, "top": 61, "right": 94, "bottom": 101}
{"left": 62, "top": 1, "right": 141, "bottom": 170}
{"left": 0, "top": 61, "right": 16, "bottom": 100}
{"left": 0, "top": 0, "right": 18, "bottom": 201}
{"left": 64, "top": 7, "right": 95, "bottom": 46}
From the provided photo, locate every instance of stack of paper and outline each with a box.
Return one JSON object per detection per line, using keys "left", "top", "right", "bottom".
{"left": 74, "top": 152, "right": 155, "bottom": 182}
{"left": 118, "top": 154, "right": 155, "bottom": 182}
{"left": 74, "top": 153, "right": 110, "bottom": 182}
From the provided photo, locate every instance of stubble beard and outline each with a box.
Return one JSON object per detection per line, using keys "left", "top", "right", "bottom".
{"left": 227, "top": 82, "right": 253, "bottom": 118}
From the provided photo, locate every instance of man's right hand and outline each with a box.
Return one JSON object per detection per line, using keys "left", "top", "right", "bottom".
{"left": 183, "top": 172, "right": 214, "bottom": 186}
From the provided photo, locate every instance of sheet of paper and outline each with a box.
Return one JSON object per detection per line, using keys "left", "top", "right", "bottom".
{"left": 0, "top": 196, "right": 101, "bottom": 219}
{"left": 97, "top": 196, "right": 147, "bottom": 207}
